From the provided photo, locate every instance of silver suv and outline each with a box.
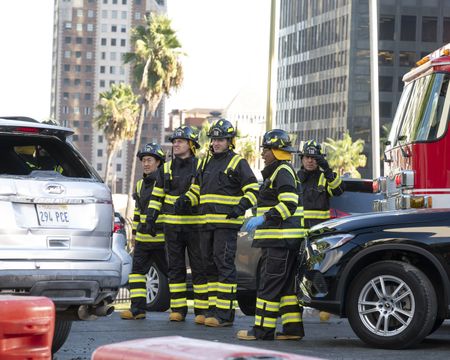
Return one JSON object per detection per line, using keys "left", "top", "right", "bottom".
{"left": 0, "top": 116, "right": 123, "bottom": 353}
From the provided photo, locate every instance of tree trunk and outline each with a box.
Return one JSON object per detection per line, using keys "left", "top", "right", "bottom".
{"left": 125, "top": 102, "right": 147, "bottom": 219}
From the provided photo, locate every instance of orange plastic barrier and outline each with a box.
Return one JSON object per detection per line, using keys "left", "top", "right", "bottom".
{"left": 0, "top": 295, "right": 55, "bottom": 360}
{"left": 92, "top": 335, "right": 321, "bottom": 360}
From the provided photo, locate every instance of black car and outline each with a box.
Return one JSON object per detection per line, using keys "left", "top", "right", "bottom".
{"left": 302, "top": 208, "right": 450, "bottom": 349}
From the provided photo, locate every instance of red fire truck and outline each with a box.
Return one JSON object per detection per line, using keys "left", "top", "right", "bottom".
{"left": 373, "top": 43, "right": 450, "bottom": 211}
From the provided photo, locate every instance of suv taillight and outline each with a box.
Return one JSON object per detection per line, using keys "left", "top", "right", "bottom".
{"left": 113, "top": 222, "right": 124, "bottom": 233}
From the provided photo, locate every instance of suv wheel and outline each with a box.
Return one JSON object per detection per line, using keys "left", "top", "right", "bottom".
{"left": 52, "top": 317, "right": 72, "bottom": 354}
{"left": 146, "top": 263, "right": 170, "bottom": 311}
{"left": 346, "top": 260, "right": 437, "bottom": 349}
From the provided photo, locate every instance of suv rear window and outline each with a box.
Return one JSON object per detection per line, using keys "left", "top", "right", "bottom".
{"left": 0, "top": 134, "right": 99, "bottom": 179}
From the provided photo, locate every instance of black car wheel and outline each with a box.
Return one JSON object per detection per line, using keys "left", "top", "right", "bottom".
{"left": 237, "top": 291, "right": 256, "bottom": 316}
{"left": 146, "top": 263, "right": 170, "bottom": 311}
{"left": 52, "top": 317, "right": 72, "bottom": 354}
{"left": 346, "top": 260, "right": 437, "bottom": 349}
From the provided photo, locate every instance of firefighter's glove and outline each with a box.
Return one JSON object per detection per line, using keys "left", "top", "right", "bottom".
{"left": 316, "top": 155, "right": 330, "bottom": 171}
{"left": 143, "top": 219, "right": 157, "bottom": 237}
{"left": 244, "top": 216, "right": 265, "bottom": 232}
{"left": 174, "top": 194, "right": 191, "bottom": 214}
{"left": 226, "top": 204, "right": 246, "bottom": 219}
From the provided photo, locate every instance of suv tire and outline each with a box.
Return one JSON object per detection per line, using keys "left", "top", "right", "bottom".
{"left": 52, "top": 317, "right": 72, "bottom": 354}
{"left": 146, "top": 263, "right": 170, "bottom": 311}
{"left": 346, "top": 260, "right": 437, "bottom": 349}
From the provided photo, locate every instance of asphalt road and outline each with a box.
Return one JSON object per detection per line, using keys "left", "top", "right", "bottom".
{"left": 55, "top": 310, "right": 450, "bottom": 360}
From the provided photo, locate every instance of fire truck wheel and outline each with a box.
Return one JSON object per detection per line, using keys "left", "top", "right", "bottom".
{"left": 346, "top": 260, "right": 437, "bottom": 349}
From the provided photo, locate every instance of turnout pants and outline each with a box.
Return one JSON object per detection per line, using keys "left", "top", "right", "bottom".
{"left": 129, "top": 241, "right": 167, "bottom": 312}
{"left": 165, "top": 227, "right": 208, "bottom": 316}
{"left": 253, "top": 247, "right": 304, "bottom": 340}
{"left": 200, "top": 228, "right": 238, "bottom": 322}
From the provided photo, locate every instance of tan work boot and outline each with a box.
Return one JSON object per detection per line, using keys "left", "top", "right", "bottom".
{"left": 275, "top": 332, "right": 303, "bottom": 340}
{"left": 120, "top": 309, "right": 146, "bottom": 320}
{"left": 237, "top": 329, "right": 257, "bottom": 340}
{"left": 194, "top": 314, "right": 205, "bottom": 325}
{"left": 204, "top": 317, "right": 233, "bottom": 327}
{"left": 169, "top": 312, "right": 185, "bottom": 322}
{"left": 319, "top": 311, "right": 331, "bottom": 322}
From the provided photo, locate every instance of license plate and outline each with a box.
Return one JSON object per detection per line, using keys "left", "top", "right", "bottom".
{"left": 36, "top": 204, "right": 71, "bottom": 226}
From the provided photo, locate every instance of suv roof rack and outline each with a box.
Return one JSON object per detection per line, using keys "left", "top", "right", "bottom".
{"left": 0, "top": 116, "right": 39, "bottom": 123}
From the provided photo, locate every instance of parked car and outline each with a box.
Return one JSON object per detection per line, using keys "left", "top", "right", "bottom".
{"left": 302, "top": 208, "right": 450, "bottom": 349}
{"left": 112, "top": 212, "right": 132, "bottom": 286}
{"left": 0, "top": 116, "right": 123, "bottom": 353}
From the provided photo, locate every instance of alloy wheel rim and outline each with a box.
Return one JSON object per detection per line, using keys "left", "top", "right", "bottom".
{"left": 146, "top": 266, "right": 159, "bottom": 303}
{"left": 358, "top": 274, "right": 415, "bottom": 336}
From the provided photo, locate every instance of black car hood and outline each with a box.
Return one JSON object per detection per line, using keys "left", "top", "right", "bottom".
{"left": 309, "top": 208, "right": 450, "bottom": 236}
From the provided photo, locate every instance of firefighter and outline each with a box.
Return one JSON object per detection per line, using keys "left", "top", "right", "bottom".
{"left": 146, "top": 126, "right": 207, "bottom": 324}
{"left": 120, "top": 143, "right": 167, "bottom": 320}
{"left": 185, "top": 119, "right": 259, "bottom": 327}
{"left": 298, "top": 140, "right": 344, "bottom": 229}
{"left": 297, "top": 140, "right": 344, "bottom": 322}
{"left": 237, "top": 129, "right": 306, "bottom": 341}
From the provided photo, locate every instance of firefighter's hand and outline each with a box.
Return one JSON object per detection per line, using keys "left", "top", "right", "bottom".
{"left": 174, "top": 194, "right": 191, "bottom": 214}
{"left": 316, "top": 155, "right": 330, "bottom": 171}
{"left": 244, "top": 216, "right": 265, "bottom": 232}
{"left": 143, "top": 220, "right": 157, "bottom": 237}
{"left": 226, "top": 204, "right": 246, "bottom": 219}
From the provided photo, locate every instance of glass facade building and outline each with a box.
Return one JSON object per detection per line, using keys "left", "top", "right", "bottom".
{"left": 277, "top": 0, "right": 450, "bottom": 177}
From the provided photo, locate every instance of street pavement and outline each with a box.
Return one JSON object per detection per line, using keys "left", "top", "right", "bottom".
{"left": 55, "top": 309, "right": 450, "bottom": 360}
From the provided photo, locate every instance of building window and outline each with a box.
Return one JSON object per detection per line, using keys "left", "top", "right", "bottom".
{"left": 111, "top": 39, "right": 117, "bottom": 46}
{"left": 399, "top": 51, "right": 416, "bottom": 67}
{"left": 63, "top": 78, "right": 70, "bottom": 85}
{"left": 87, "top": 9, "right": 94, "bottom": 18}
{"left": 84, "top": 121, "right": 90, "bottom": 128}
{"left": 64, "top": 50, "right": 71, "bottom": 58}
{"left": 73, "top": 107, "right": 80, "bottom": 114}
{"left": 63, "top": 92, "right": 69, "bottom": 100}
{"left": 135, "top": 0, "right": 141, "bottom": 4}
{"left": 75, "top": 65, "right": 81, "bottom": 72}
{"left": 83, "top": 135, "right": 90, "bottom": 142}
{"left": 380, "top": 102, "right": 392, "bottom": 117}
{"left": 73, "top": 135, "right": 79, "bottom": 142}
{"left": 64, "top": 64, "right": 70, "bottom": 71}
{"left": 110, "top": 52, "right": 117, "bottom": 61}
{"left": 84, "top": 107, "right": 91, "bottom": 115}
{"left": 101, "top": 38, "right": 107, "bottom": 46}
{"left": 378, "top": 50, "right": 394, "bottom": 66}
{"left": 98, "top": 135, "right": 103, "bottom": 143}
{"left": 76, "top": 37, "right": 83, "bottom": 44}
{"left": 84, "top": 93, "right": 92, "bottom": 100}
{"left": 97, "top": 149, "right": 103, "bottom": 157}
{"left": 400, "top": 15, "right": 416, "bottom": 41}
{"left": 379, "top": 15, "right": 395, "bottom": 41}
{"left": 444, "top": 18, "right": 450, "bottom": 43}
{"left": 102, "top": 10, "right": 107, "bottom": 18}
{"left": 73, "top": 93, "right": 81, "bottom": 99}
{"left": 76, "top": 23, "right": 83, "bottom": 31}
{"left": 73, "top": 120, "right": 80, "bottom": 127}
{"left": 100, "top": 80, "right": 105, "bottom": 87}
{"left": 64, "top": 22, "right": 72, "bottom": 29}
{"left": 110, "top": 66, "right": 115, "bottom": 74}
{"left": 111, "top": 25, "right": 117, "bottom": 32}
{"left": 378, "top": 76, "right": 393, "bottom": 92}
{"left": 120, "top": 39, "right": 126, "bottom": 46}
{"left": 121, "top": 11, "right": 127, "bottom": 20}
{"left": 86, "top": 51, "right": 93, "bottom": 59}
{"left": 101, "top": 24, "right": 107, "bottom": 32}
{"left": 122, "top": 0, "right": 127, "bottom": 4}
{"left": 85, "top": 80, "right": 92, "bottom": 87}
{"left": 135, "top": 11, "right": 141, "bottom": 20}
{"left": 422, "top": 16, "right": 437, "bottom": 42}
{"left": 87, "top": 24, "right": 94, "bottom": 32}
{"left": 64, "top": 36, "right": 71, "bottom": 44}
{"left": 116, "top": 164, "right": 122, "bottom": 172}
{"left": 97, "top": 163, "right": 102, "bottom": 171}
{"left": 75, "top": 51, "right": 82, "bottom": 58}
{"left": 101, "top": 52, "right": 106, "bottom": 60}
{"left": 121, "top": 25, "right": 126, "bottom": 33}
{"left": 85, "top": 65, "right": 92, "bottom": 72}
{"left": 112, "top": 10, "right": 117, "bottom": 19}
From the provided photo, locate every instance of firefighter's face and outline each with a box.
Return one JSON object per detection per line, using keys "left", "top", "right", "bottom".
{"left": 262, "top": 147, "right": 276, "bottom": 166}
{"left": 211, "top": 138, "right": 229, "bottom": 153}
{"left": 141, "top": 155, "right": 160, "bottom": 174}
{"left": 172, "top": 138, "right": 191, "bottom": 158}
{"left": 302, "top": 155, "right": 318, "bottom": 171}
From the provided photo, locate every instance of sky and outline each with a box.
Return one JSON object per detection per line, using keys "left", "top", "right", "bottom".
{"left": 0, "top": 0, "right": 270, "bottom": 121}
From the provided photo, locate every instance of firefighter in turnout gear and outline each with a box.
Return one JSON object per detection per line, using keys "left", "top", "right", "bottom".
{"left": 298, "top": 140, "right": 344, "bottom": 229}
{"left": 237, "top": 129, "right": 306, "bottom": 341}
{"left": 185, "top": 119, "right": 259, "bottom": 327}
{"left": 120, "top": 143, "right": 167, "bottom": 320}
{"left": 147, "top": 126, "right": 207, "bottom": 324}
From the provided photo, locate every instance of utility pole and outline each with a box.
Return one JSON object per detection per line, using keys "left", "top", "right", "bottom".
{"left": 369, "top": 0, "right": 381, "bottom": 178}
{"left": 265, "top": 0, "right": 278, "bottom": 131}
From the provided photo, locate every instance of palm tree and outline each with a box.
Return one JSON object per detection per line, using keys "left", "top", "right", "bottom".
{"left": 123, "top": 13, "right": 184, "bottom": 217}
{"left": 323, "top": 131, "right": 367, "bottom": 178}
{"left": 94, "top": 83, "right": 140, "bottom": 187}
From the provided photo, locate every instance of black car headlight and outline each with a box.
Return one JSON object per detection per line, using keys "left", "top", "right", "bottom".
{"left": 311, "top": 234, "right": 354, "bottom": 252}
